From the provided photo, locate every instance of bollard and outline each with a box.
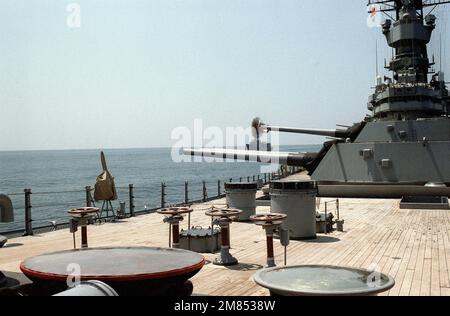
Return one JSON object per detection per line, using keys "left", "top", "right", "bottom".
{"left": 24, "top": 189, "right": 33, "bottom": 236}
{"left": 128, "top": 184, "right": 135, "bottom": 217}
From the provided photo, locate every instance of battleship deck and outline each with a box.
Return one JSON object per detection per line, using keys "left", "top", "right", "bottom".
{"left": 1, "top": 174, "right": 449, "bottom": 296}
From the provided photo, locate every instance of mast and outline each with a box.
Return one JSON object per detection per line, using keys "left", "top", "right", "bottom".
{"left": 367, "top": 0, "right": 450, "bottom": 120}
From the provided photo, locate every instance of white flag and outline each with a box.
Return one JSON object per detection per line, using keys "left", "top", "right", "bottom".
{"left": 367, "top": 4, "right": 386, "bottom": 28}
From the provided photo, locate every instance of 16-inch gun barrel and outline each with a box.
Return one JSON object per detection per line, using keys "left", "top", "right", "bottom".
{"left": 265, "top": 126, "right": 350, "bottom": 139}
{"left": 182, "top": 148, "right": 318, "bottom": 167}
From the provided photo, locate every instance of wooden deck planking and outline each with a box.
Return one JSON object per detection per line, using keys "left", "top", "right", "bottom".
{"left": 387, "top": 210, "right": 420, "bottom": 296}
{"left": 1, "top": 188, "right": 449, "bottom": 296}
{"left": 380, "top": 210, "right": 417, "bottom": 296}
{"left": 440, "top": 211, "right": 450, "bottom": 289}
{"left": 409, "top": 219, "right": 428, "bottom": 296}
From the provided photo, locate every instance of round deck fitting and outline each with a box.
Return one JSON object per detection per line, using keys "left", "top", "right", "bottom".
{"left": 250, "top": 213, "right": 287, "bottom": 226}
{"left": 68, "top": 207, "right": 99, "bottom": 218}
{"left": 205, "top": 207, "right": 242, "bottom": 219}
{"left": 254, "top": 265, "right": 395, "bottom": 296}
{"left": 157, "top": 207, "right": 193, "bottom": 216}
{"left": 20, "top": 247, "right": 205, "bottom": 296}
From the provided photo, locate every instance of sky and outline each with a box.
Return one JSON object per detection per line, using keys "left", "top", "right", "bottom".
{"left": 0, "top": 0, "right": 449, "bottom": 151}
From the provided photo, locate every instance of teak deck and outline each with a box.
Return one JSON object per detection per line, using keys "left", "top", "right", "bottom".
{"left": 1, "top": 174, "right": 449, "bottom": 296}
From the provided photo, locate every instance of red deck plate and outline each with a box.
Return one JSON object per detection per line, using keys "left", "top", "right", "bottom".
{"left": 20, "top": 247, "right": 205, "bottom": 282}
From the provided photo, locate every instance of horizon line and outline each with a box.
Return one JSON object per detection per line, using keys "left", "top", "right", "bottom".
{"left": 0, "top": 144, "right": 322, "bottom": 153}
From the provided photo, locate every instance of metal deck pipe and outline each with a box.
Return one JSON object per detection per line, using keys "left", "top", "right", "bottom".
{"left": 172, "top": 220, "right": 181, "bottom": 248}
{"left": 266, "top": 230, "right": 275, "bottom": 268}
{"left": 81, "top": 226, "right": 88, "bottom": 248}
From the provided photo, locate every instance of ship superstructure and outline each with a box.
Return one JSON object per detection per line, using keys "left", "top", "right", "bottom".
{"left": 184, "top": 0, "right": 450, "bottom": 198}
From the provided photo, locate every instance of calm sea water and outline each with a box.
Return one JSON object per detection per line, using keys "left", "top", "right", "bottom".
{"left": 0, "top": 145, "right": 319, "bottom": 233}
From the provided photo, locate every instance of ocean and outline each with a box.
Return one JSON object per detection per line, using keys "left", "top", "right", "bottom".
{"left": 0, "top": 145, "right": 319, "bottom": 233}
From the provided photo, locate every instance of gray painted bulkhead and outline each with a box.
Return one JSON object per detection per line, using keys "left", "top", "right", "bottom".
{"left": 312, "top": 141, "right": 450, "bottom": 184}
{"left": 311, "top": 119, "right": 450, "bottom": 197}
{"left": 355, "top": 119, "right": 450, "bottom": 143}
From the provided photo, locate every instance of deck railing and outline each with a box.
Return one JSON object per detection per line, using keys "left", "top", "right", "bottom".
{"left": 1, "top": 168, "right": 302, "bottom": 236}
